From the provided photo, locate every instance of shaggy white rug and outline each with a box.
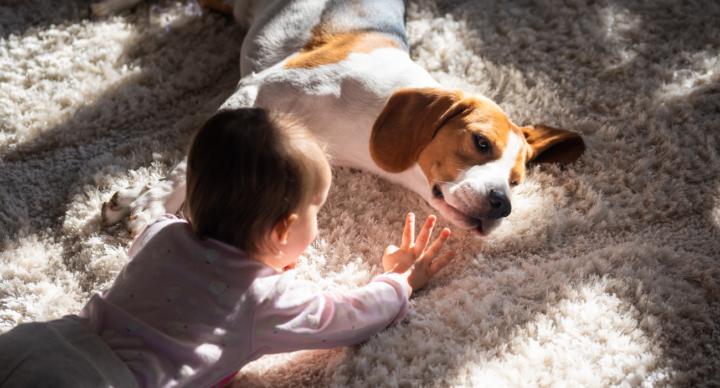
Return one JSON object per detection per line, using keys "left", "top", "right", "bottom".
{"left": 1, "top": 0, "right": 719, "bottom": 386}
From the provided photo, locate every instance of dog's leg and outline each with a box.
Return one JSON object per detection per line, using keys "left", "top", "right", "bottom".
{"left": 91, "top": 0, "right": 145, "bottom": 16}
{"left": 236, "top": 0, "right": 324, "bottom": 77}
{"left": 92, "top": 0, "right": 228, "bottom": 17}
{"left": 102, "top": 160, "right": 187, "bottom": 237}
{"left": 198, "top": 0, "right": 234, "bottom": 14}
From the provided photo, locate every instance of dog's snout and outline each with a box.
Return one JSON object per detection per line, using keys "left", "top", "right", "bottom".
{"left": 488, "top": 190, "right": 511, "bottom": 218}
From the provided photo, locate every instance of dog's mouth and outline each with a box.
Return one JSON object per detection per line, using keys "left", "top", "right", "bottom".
{"left": 432, "top": 185, "right": 485, "bottom": 236}
{"left": 432, "top": 184, "right": 444, "bottom": 200}
{"left": 473, "top": 218, "right": 484, "bottom": 235}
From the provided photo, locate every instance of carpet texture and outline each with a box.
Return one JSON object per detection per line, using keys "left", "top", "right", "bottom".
{"left": 1, "top": 0, "right": 719, "bottom": 386}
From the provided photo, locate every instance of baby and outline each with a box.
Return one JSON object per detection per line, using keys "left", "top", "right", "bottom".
{"left": 0, "top": 108, "right": 455, "bottom": 388}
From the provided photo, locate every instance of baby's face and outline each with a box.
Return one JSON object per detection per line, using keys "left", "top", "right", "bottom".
{"left": 258, "top": 173, "right": 331, "bottom": 271}
{"left": 278, "top": 183, "right": 330, "bottom": 267}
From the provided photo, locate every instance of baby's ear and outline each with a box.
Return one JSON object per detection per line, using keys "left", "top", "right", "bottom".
{"left": 275, "top": 214, "right": 298, "bottom": 244}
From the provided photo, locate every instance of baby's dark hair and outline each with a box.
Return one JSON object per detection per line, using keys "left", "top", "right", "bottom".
{"left": 185, "top": 108, "right": 330, "bottom": 256}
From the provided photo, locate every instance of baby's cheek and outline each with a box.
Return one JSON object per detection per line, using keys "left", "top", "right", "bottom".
{"left": 300, "top": 220, "right": 317, "bottom": 248}
{"left": 310, "top": 221, "right": 318, "bottom": 243}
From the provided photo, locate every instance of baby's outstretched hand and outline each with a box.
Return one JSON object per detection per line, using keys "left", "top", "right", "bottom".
{"left": 382, "top": 213, "right": 455, "bottom": 295}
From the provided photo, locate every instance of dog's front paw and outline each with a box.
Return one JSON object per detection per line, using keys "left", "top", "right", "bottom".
{"left": 102, "top": 185, "right": 149, "bottom": 228}
{"left": 123, "top": 190, "right": 170, "bottom": 237}
{"left": 102, "top": 181, "right": 177, "bottom": 237}
{"left": 102, "top": 162, "right": 187, "bottom": 237}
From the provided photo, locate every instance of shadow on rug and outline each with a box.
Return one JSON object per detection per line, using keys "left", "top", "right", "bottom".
{"left": 1, "top": 0, "right": 719, "bottom": 386}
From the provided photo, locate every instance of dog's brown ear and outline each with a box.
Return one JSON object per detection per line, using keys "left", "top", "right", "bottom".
{"left": 521, "top": 124, "right": 585, "bottom": 165}
{"left": 371, "top": 88, "right": 465, "bottom": 173}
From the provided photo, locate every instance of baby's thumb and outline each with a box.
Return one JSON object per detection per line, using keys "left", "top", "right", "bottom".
{"left": 384, "top": 245, "right": 400, "bottom": 256}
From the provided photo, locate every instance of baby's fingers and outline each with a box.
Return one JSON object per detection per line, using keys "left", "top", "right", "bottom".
{"left": 401, "top": 213, "right": 415, "bottom": 250}
{"left": 422, "top": 228, "right": 451, "bottom": 262}
{"left": 413, "top": 215, "right": 436, "bottom": 255}
{"left": 429, "top": 251, "right": 456, "bottom": 276}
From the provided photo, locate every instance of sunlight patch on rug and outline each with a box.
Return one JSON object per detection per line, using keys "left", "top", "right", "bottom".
{"left": 450, "top": 281, "right": 658, "bottom": 387}
{"left": 598, "top": 5, "right": 641, "bottom": 72}
{"left": 0, "top": 19, "right": 139, "bottom": 150}
{"left": 656, "top": 52, "right": 719, "bottom": 100}
{"left": 2, "top": 0, "right": 720, "bottom": 386}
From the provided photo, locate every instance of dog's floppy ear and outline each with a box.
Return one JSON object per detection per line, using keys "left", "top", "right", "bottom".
{"left": 371, "top": 88, "right": 465, "bottom": 173}
{"left": 521, "top": 124, "right": 585, "bottom": 165}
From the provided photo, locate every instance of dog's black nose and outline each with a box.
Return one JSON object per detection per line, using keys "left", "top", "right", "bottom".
{"left": 488, "top": 190, "right": 511, "bottom": 218}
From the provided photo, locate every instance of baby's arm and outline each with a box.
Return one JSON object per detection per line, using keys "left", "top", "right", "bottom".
{"left": 250, "top": 213, "right": 454, "bottom": 354}
{"left": 250, "top": 271, "right": 409, "bottom": 353}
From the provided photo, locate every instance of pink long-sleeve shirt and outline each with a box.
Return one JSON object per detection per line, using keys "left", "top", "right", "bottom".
{"left": 66, "top": 216, "right": 409, "bottom": 388}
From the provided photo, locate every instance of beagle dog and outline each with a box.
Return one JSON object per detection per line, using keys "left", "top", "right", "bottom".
{"left": 101, "top": 0, "right": 585, "bottom": 237}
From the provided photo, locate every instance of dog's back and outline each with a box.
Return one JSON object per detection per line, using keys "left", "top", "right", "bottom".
{"left": 309, "top": 0, "right": 407, "bottom": 51}
{"left": 92, "top": 0, "right": 408, "bottom": 77}
{"left": 236, "top": 0, "right": 407, "bottom": 76}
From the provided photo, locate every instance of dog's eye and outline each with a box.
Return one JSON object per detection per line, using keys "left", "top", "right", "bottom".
{"left": 510, "top": 181, "right": 518, "bottom": 187}
{"left": 474, "top": 135, "right": 490, "bottom": 153}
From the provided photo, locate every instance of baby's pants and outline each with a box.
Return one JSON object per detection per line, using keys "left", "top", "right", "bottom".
{"left": 0, "top": 318, "right": 138, "bottom": 388}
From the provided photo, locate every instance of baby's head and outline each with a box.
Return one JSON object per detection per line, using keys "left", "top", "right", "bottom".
{"left": 185, "top": 108, "right": 331, "bottom": 269}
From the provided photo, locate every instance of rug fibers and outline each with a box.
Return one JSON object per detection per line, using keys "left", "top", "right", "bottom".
{"left": 1, "top": 0, "right": 719, "bottom": 386}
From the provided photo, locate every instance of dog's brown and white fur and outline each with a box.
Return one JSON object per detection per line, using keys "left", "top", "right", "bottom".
{"left": 100, "top": 0, "right": 585, "bottom": 237}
